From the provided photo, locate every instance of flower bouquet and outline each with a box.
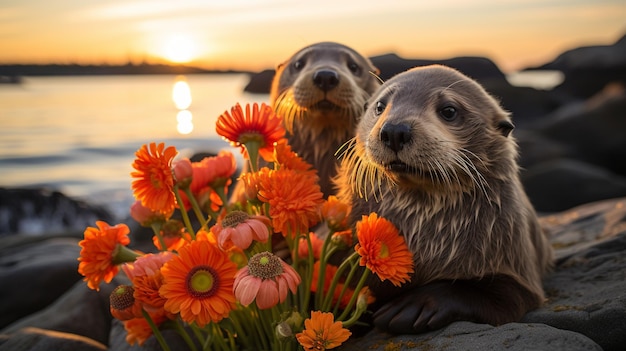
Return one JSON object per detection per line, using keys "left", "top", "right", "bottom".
{"left": 77, "top": 102, "right": 414, "bottom": 350}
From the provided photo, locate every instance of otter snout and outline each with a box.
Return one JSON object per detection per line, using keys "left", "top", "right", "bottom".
{"left": 313, "top": 69, "right": 340, "bottom": 91}
{"left": 380, "top": 123, "right": 412, "bottom": 152}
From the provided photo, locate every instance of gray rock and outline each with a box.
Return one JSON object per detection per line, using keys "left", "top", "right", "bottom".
{"left": 524, "top": 198, "right": 626, "bottom": 351}
{"left": 0, "top": 327, "right": 106, "bottom": 351}
{"left": 0, "top": 236, "right": 83, "bottom": 328}
{"left": 342, "top": 322, "right": 601, "bottom": 351}
{"left": 521, "top": 159, "right": 626, "bottom": 213}
{"left": 1, "top": 279, "right": 118, "bottom": 345}
{"left": 0, "top": 188, "right": 114, "bottom": 236}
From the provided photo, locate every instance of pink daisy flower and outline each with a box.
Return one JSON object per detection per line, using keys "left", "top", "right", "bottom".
{"left": 233, "top": 252, "right": 301, "bottom": 309}
{"left": 213, "top": 211, "right": 271, "bottom": 250}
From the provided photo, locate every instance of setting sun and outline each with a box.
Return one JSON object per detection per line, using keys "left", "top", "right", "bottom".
{"left": 159, "top": 34, "right": 199, "bottom": 63}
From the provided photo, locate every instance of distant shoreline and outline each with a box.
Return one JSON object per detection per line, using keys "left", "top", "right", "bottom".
{"left": 0, "top": 63, "right": 253, "bottom": 77}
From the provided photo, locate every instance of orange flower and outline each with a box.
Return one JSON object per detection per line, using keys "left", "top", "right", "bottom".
{"left": 213, "top": 210, "right": 271, "bottom": 250}
{"left": 354, "top": 213, "right": 414, "bottom": 287}
{"left": 296, "top": 311, "right": 351, "bottom": 351}
{"left": 237, "top": 167, "right": 271, "bottom": 203}
{"left": 331, "top": 229, "right": 354, "bottom": 249}
{"left": 151, "top": 219, "right": 192, "bottom": 251}
{"left": 110, "top": 285, "right": 143, "bottom": 320}
{"left": 122, "top": 252, "right": 174, "bottom": 312}
{"left": 159, "top": 239, "right": 238, "bottom": 327}
{"left": 215, "top": 102, "right": 285, "bottom": 162}
{"left": 131, "top": 142, "right": 177, "bottom": 214}
{"left": 233, "top": 252, "right": 301, "bottom": 310}
{"left": 78, "top": 221, "right": 138, "bottom": 291}
{"left": 130, "top": 200, "right": 173, "bottom": 227}
{"left": 272, "top": 139, "right": 316, "bottom": 176}
{"left": 321, "top": 196, "right": 351, "bottom": 231}
{"left": 123, "top": 310, "right": 169, "bottom": 346}
{"left": 257, "top": 168, "right": 324, "bottom": 236}
{"left": 298, "top": 232, "right": 324, "bottom": 260}
{"left": 178, "top": 151, "right": 236, "bottom": 211}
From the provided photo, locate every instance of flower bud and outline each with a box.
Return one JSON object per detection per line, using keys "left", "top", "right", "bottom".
{"left": 172, "top": 157, "right": 193, "bottom": 188}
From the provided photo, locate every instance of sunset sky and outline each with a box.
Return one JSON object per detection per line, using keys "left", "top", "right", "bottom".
{"left": 1, "top": 0, "right": 624, "bottom": 73}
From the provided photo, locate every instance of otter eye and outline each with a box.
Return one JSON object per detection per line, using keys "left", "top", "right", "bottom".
{"left": 293, "top": 60, "right": 304, "bottom": 70}
{"left": 375, "top": 101, "right": 386, "bottom": 115}
{"left": 347, "top": 61, "right": 360, "bottom": 74}
{"left": 439, "top": 105, "right": 457, "bottom": 121}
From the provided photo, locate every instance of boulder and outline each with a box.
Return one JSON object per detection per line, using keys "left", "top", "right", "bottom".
{"left": 527, "top": 34, "right": 626, "bottom": 98}
{"left": 0, "top": 236, "right": 83, "bottom": 329}
{"left": 521, "top": 159, "right": 626, "bottom": 213}
{"left": 0, "top": 188, "right": 114, "bottom": 236}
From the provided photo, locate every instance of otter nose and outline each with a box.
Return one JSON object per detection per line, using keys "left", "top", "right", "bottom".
{"left": 380, "top": 123, "right": 412, "bottom": 152}
{"left": 313, "top": 70, "right": 339, "bottom": 91}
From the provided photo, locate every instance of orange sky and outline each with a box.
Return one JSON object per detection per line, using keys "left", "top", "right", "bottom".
{"left": 1, "top": 0, "right": 624, "bottom": 73}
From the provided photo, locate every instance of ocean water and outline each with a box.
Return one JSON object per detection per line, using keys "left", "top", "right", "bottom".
{"left": 0, "top": 74, "right": 266, "bottom": 219}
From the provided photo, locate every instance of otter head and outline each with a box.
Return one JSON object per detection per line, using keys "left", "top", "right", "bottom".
{"left": 341, "top": 65, "right": 517, "bottom": 199}
{"left": 270, "top": 42, "right": 380, "bottom": 139}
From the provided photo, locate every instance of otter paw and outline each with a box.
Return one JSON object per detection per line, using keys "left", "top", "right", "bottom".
{"left": 373, "top": 285, "right": 469, "bottom": 334}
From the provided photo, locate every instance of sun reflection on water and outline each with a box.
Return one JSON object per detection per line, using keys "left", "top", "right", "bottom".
{"left": 172, "top": 76, "right": 193, "bottom": 134}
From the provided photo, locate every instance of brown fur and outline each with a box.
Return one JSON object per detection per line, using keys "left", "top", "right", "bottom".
{"left": 271, "top": 42, "right": 381, "bottom": 197}
{"left": 335, "top": 65, "right": 554, "bottom": 333}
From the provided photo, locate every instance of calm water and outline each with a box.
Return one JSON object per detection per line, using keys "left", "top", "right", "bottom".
{"left": 0, "top": 74, "right": 266, "bottom": 219}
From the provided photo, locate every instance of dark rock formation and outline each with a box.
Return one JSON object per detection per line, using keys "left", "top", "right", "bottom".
{"left": 242, "top": 69, "right": 275, "bottom": 94}
{"left": 0, "top": 188, "right": 114, "bottom": 236}
{"left": 528, "top": 34, "right": 626, "bottom": 98}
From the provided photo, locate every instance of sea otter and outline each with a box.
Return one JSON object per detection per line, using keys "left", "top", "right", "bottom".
{"left": 335, "top": 64, "right": 554, "bottom": 334}
{"left": 271, "top": 42, "right": 381, "bottom": 198}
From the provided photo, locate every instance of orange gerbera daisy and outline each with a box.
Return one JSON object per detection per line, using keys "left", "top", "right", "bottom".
{"left": 257, "top": 168, "right": 324, "bottom": 237}
{"left": 213, "top": 210, "right": 271, "bottom": 250}
{"left": 296, "top": 311, "right": 351, "bottom": 351}
{"left": 78, "top": 221, "right": 139, "bottom": 291}
{"left": 215, "top": 102, "right": 285, "bottom": 163}
{"left": 159, "top": 239, "right": 238, "bottom": 327}
{"left": 233, "top": 251, "right": 301, "bottom": 310}
{"left": 131, "top": 142, "right": 177, "bottom": 214}
{"left": 354, "top": 213, "right": 414, "bottom": 287}
{"left": 178, "top": 151, "right": 236, "bottom": 211}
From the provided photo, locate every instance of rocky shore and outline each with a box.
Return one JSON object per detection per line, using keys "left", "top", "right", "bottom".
{"left": 1, "top": 35, "right": 625, "bottom": 350}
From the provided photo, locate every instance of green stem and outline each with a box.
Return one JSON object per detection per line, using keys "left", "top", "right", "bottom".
{"left": 173, "top": 184, "right": 196, "bottom": 239}
{"left": 337, "top": 269, "right": 370, "bottom": 321}
{"left": 315, "top": 236, "right": 337, "bottom": 309}
{"left": 151, "top": 222, "right": 167, "bottom": 252}
{"left": 111, "top": 244, "right": 141, "bottom": 265}
{"left": 301, "top": 233, "right": 314, "bottom": 314}
{"left": 172, "top": 320, "right": 198, "bottom": 351}
{"left": 184, "top": 187, "right": 209, "bottom": 230}
{"left": 141, "top": 309, "right": 171, "bottom": 351}
{"left": 322, "top": 252, "right": 358, "bottom": 311}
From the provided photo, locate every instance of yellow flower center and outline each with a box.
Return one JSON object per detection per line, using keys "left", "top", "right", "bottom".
{"left": 222, "top": 210, "right": 250, "bottom": 228}
{"left": 379, "top": 243, "right": 390, "bottom": 259}
{"left": 187, "top": 266, "right": 218, "bottom": 298}
{"left": 248, "top": 252, "right": 283, "bottom": 280}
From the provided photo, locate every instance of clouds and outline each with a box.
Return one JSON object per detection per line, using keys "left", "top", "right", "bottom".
{"left": 0, "top": 0, "right": 624, "bottom": 71}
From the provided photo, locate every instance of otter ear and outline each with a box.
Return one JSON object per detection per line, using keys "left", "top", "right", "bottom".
{"left": 496, "top": 120, "right": 515, "bottom": 137}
